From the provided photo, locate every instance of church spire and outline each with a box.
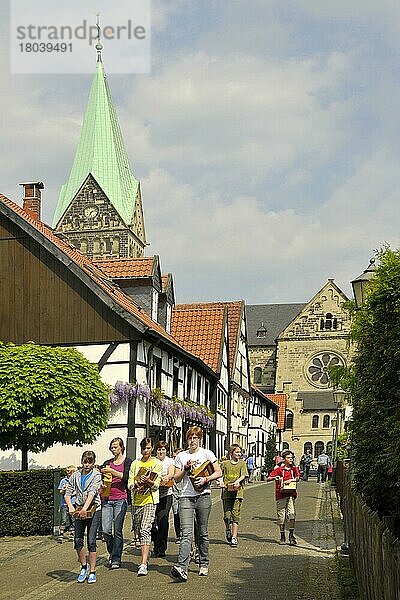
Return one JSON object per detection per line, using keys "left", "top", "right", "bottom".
{"left": 52, "top": 38, "right": 145, "bottom": 249}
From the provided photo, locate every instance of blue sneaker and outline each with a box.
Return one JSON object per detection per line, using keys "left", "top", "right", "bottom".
{"left": 87, "top": 572, "right": 97, "bottom": 584}
{"left": 77, "top": 565, "right": 88, "bottom": 583}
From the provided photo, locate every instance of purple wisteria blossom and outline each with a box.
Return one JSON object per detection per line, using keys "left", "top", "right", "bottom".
{"left": 110, "top": 382, "right": 215, "bottom": 428}
{"left": 110, "top": 381, "right": 151, "bottom": 407}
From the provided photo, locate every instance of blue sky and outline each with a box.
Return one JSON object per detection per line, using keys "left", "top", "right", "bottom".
{"left": 1, "top": 1, "right": 399, "bottom": 303}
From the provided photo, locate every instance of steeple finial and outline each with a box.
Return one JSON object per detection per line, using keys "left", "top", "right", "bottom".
{"left": 95, "top": 13, "right": 103, "bottom": 62}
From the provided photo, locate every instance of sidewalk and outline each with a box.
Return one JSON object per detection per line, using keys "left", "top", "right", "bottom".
{"left": 0, "top": 481, "right": 352, "bottom": 600}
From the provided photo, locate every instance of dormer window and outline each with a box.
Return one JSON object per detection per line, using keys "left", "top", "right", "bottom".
{"left": 256, "top": 322, "right": 267, "bottom": 338}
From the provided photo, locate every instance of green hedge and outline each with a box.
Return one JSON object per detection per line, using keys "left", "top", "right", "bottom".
{"left": 350, "top": 248, "right": 400, "bottom": 519}
{"left": 0, "top": 470, "right": 57, "bottom": 536}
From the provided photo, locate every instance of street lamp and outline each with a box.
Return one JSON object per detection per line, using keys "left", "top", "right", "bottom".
{"left": 350, "top": 258, "right": 376, "bottom": 309}
{"left": 331, "top": 387, "right": 347, "bottom": 486}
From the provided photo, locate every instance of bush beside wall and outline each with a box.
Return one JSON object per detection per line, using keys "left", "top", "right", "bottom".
{"left": 0, "top": 470, "right": 55, "bottom": 536}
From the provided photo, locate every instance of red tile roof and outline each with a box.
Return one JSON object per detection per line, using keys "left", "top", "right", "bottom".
{"left": 0, "top": 194, "right": 187, "bottom": 353}
{"left": 176, "top": 301, "right": 244, "bottom": 372}
{"left": 171, "top": 305, "right": 227, "bottom": 372}
{"left": 266, "top": 394, "right": 287, "bottom": 430}
{"left": 94, "top": 257, "right": 156, "bottom": 278}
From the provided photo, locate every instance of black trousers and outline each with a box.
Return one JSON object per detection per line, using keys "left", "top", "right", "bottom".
{"left": 151, "top": 495, "right": 173, "bottom": 554}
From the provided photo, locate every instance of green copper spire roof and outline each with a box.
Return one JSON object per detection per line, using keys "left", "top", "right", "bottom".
{"left": 53, "top": 58, "right": 139, "bottom": 227}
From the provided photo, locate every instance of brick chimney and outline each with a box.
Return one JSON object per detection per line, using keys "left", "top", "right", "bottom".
{"left": 20, "top": 181, "right": 44, "bottom": 221}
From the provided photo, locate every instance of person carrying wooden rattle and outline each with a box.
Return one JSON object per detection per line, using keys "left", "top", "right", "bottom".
{"left": 267, "top": 449, "right": 300, "bottom": 546}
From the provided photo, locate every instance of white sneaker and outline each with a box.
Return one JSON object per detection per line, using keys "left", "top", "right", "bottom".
{"left": 137, "top": 563, "right": 148, "bottom": 577}
{"left": 199, "top": 566, "right": 209, "bottom": 576}
{"left": 231, "top": 537, "right": 238, "bottom": 547}
{"left": 171, "top": 565, "right": 188, "bottom": 582}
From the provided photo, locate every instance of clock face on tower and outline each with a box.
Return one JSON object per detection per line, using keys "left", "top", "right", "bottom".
{"left": 84, "top": 205, "right": 99, "bottom": 219}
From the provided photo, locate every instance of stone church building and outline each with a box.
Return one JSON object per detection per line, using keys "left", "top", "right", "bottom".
{"left": 52, "top": 49, "right": 146, "bottom": 259}
{"left": 247, "top": 279, "right": 352, "bottom": 461}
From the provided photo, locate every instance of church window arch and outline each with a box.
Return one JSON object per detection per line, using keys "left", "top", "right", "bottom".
{"left": 320, "top": 313, "right": 339, "bottom": 331}
{"left": 93, "top": 237, "right": 101, "bottom": 255}
{"left": 112, "top": 236, "right": 120, "bottom": 255}
{"left": 303, "top": 442, "right": 313, "bottom": 454}
{"left": 254, "top": 367, "right": 262, "bottom": 384}
{"left": 285, "top": 411, "right": 293, "bottom": 430}
{"left": 312, "top": 415, "right": 319, "bottom": 429}
{"left": 80, "top": 239, "right": 88, "bottom": 254}
{"left": 323, "top": 414, "right": 330, "bottom": 428}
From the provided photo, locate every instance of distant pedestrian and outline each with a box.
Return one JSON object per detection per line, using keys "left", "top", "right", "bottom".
{"left": 101, "top": 437, "right": 133, "bottom": 569}
{"left": 151, "top": 441, "right": 175, "bottom": 557}
{"left": 57, "top": 465, "right": 77, "bottom": 543}
{"left": 300, "top": 449, "right": 312, "bottom": 481}
{"left": 65, "top": 450, "right": 102, "bottom": 584}
{"left": 317, "top": 452, "right": 331, "bottom": 483}
{"left": 221, "top": 444, "right": 247, "bottom": 548}
{"left": 170, "top": 426, "right": 222, "bottom": 582}
{"left": 267, "top": 449, "right": 300, "bottom": 546}
{"left": 273, "top": 451, "right": 284, "bottom": 466}
{"left": 246, "top": 453, "right": 256, "bottom": 483}
{"left": 128, "top": 437, "right": 162, "bottom": 577}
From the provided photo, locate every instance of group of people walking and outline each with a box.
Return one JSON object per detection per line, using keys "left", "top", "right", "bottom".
{"left": 61, "top": 431, "right": 301, "bottom": 585}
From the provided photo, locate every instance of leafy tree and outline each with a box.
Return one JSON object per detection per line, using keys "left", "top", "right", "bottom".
{"left": 350, "top": 248, "right": 400, "bottom": 518}
{"left": 263, "top": 431, "right": 277, "bottom": 474}
{"left": 0, "top": 342, "right": 110, "bottom": 470}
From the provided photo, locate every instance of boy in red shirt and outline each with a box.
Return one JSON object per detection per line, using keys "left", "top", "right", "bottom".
{"left": 267, "top": 450, "right": 300, "bottom": 545}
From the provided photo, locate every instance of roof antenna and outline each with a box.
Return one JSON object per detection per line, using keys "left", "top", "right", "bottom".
{"left": 95, "top": 13, "right": 103, "bottom": 62}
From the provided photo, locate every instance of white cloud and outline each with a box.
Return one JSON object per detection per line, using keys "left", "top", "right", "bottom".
{"left": 123, "top": 50, "right": 353, "bottom": 198}
{"left": 297, "top": 0, "right": 400, "bottom": 30}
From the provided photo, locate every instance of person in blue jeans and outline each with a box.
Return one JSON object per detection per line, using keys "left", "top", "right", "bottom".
{"left": 65, "top": 450, "right": 102, "bottom": 584}
{"left": 246, "top": 453, "right": 256, "bottom": 483}
{"left": 101, "top": 437, "right": 132, "bottom": 569}
{"left": 171, "top": 426, "right": 222, "bottom": 582}
{"left": 57, "top": 465, "right": 76, "bottom": 542}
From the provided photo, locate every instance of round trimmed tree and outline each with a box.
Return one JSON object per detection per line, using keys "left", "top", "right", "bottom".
{"left": 0, "top": 342, "right": 110, "bottom": 470}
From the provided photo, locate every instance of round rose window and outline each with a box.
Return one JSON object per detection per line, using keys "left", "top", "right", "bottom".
{"left": 306, "top": 352, "right": 344, "bottom": 388}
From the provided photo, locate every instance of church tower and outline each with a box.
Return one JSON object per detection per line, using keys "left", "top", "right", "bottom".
{"left": 53, "top": 41, "right": 146, "bottom": 259}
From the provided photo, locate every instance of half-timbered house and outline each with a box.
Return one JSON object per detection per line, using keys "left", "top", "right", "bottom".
{"left": 0, "top": 192, "right": 218, "bottom": 467}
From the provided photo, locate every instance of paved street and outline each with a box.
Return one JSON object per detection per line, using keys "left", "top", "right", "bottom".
{"left": 1, "top": 481, "right": 344, "bottom": 600}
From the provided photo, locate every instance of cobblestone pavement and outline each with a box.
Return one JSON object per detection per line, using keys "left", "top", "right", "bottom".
{"left": 1, "top": 481, "right": 345, "bottom": 600}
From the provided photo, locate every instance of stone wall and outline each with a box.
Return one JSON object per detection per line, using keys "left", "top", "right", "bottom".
{"left": 55, "top": 176, "right": 144, "bottom": 259}
{"left": 248, "top": 345, "right": 276, "bottom": 391}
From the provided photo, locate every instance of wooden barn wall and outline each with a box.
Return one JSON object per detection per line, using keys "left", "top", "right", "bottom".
{"left": 0, "top": 216, "right": 134, "bottom": 345}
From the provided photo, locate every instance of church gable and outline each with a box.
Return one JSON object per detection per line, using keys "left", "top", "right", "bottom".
{"left": 56, "top": 175, "right": 144, "bottom": 259}
{"left": 279, "top": 279, "right": 350, "bottom": 340}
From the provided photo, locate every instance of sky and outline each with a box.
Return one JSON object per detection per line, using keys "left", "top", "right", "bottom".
{"left": 1, "top": 1, "right": 399, "bottom": 304}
